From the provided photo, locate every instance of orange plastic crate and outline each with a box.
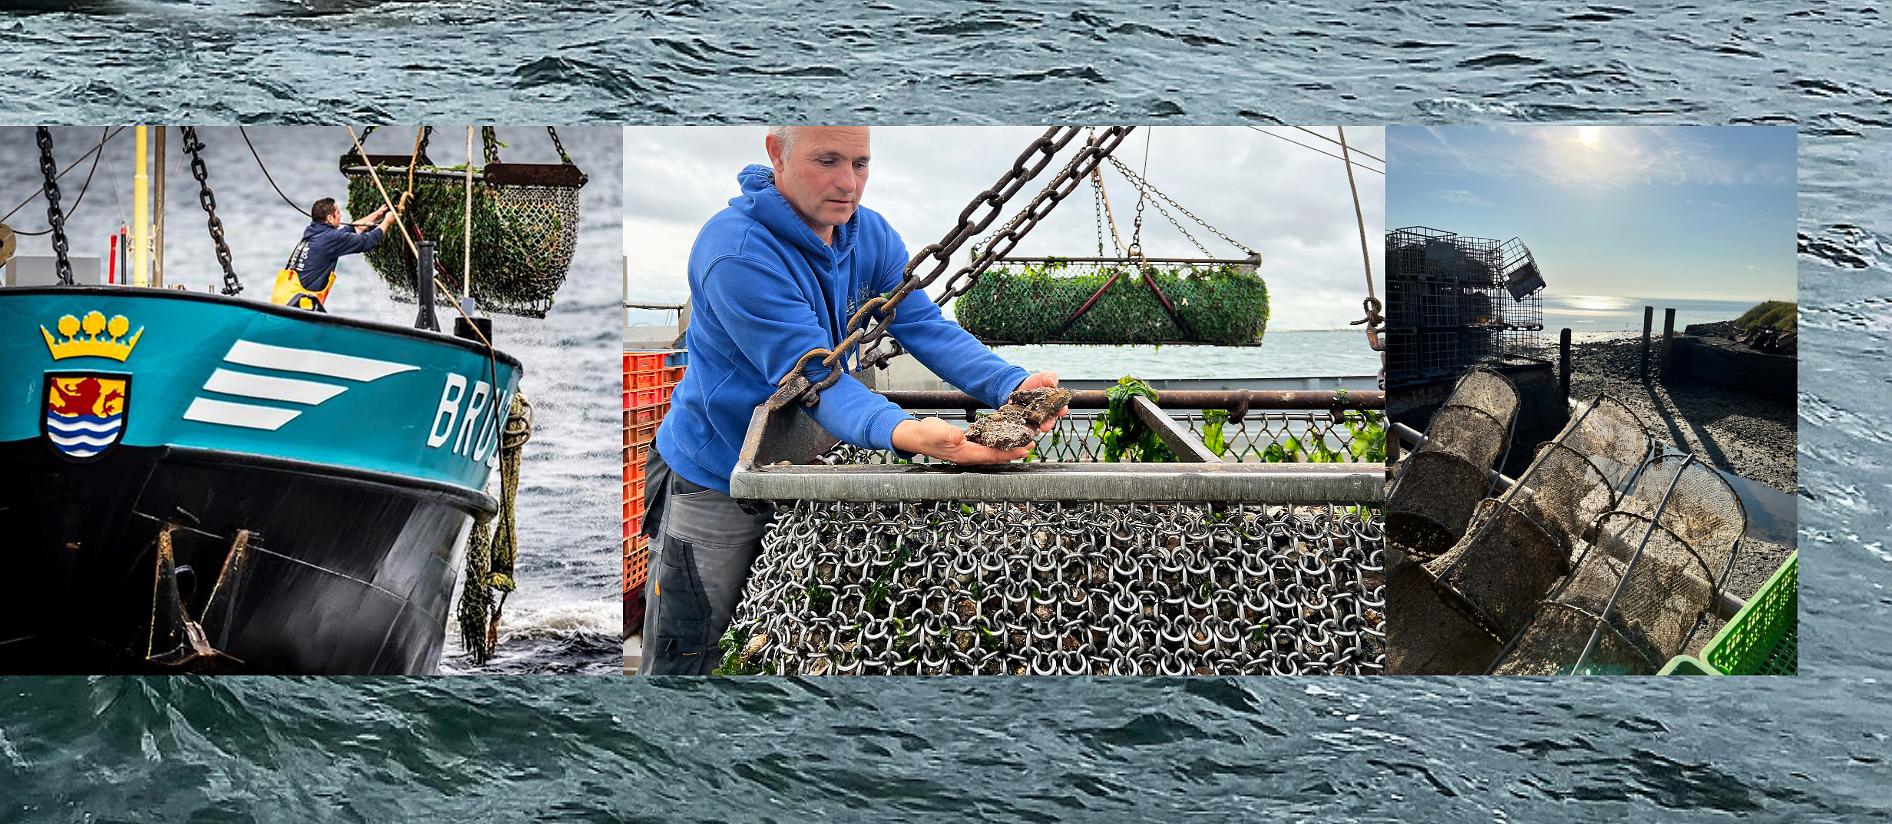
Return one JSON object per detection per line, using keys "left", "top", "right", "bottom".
{"left": 628, "top": 421, "right": 658, "bottom": 446}
{"left": 632, "top": 404, "right": 661, "bottom": 425}
{"left": 624, "top": 534, "right": 651, "bottom": 593}
{"left": 664, "top": 366, "right": 686, "bottom": 385}
{"left": 631, "top": 369, "right": 663, "bottom": 389}
{"left": 625, "top": 352, "right": 667, "bottom": 372}
{"left": 629, "top": 388, "right": 661, "bottom": 408}
{"left": 658, "top": 385, "right": 674, "bottom": 403}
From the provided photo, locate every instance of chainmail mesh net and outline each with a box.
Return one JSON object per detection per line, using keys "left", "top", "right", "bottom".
{"left": 724, "top": 496, "right": 1384, "bottom": 675}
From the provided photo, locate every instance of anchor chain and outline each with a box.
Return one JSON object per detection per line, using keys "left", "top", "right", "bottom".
{"left": 180, "top": 127, "right": 243, "bottom": 296}
{"left": 35, "top": 127, "right": 74, "bottom": 286}
{"left": 771, "top": 126, "right": 1138, "bottom": 410}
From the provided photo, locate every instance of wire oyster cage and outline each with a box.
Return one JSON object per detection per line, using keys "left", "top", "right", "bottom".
{"left": 718, "top": 388, "right": 1387, "bottom": 675}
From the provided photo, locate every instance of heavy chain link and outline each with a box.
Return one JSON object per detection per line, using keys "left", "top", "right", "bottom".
{"left": 724, "top": 499, "right": 1385, "bottom": 675}
{"left": 770, "top": 126, "right": 1137, "bottom": 410}
{"left": 547, "top": 126, "right": 575, "bottom": 165}
{"left": 36, "top": 127, "right": 74, "bottom": 286}
{"left": 482, "top": 127, "right": 502, "bottom": 165}
{"left": 180, "top": 128, "right": 243, "bottom": 296}
{"left": 1108, "top": 157, "right": 1256, "bottom": 257}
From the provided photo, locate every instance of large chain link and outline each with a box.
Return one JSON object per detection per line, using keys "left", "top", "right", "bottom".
{"left": 547, "top": 126, "right": 575, "bottom": 165}
{"left": 1108, "top": 157, "right": 1256, "bottom": 257}
{"left": 769, "top": 126, "right": 1137, "bottom": 410}
{"left": 180, "top": 127, "right": 243, "bottom": 296}
{"left": 35, "top": 127, "right": 74, "bottom": 286}
{"left": 482, "top": 127, "right": 502, "bottom": 165}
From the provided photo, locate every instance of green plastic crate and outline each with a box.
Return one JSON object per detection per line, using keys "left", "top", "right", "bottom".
{"left": 1657, "top": 655, "right": 1720, "bottom": 675}
{"left": 1703, "top": 552, "right": 1798, "bottom": 676}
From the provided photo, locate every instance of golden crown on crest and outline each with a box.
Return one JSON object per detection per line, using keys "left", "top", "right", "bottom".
{"left": 41, "top": 311, "right": 144, "bottom": 362}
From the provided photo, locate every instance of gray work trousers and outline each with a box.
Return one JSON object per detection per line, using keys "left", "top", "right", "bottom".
{"left": 636, "top": 448, "right": 773, "bottom": 675}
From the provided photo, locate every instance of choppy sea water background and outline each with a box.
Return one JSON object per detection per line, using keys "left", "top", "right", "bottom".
{"left": 3, "top": 2, "right": 1892, "bottom": 820}
{"left": 0, "top": 676, "right": 1886, "bottom": 821}
{"left": 0, "top": 127, "right": 624, "bottom": 674}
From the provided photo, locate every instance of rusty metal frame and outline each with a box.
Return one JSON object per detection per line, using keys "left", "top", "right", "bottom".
{"left": 729, "top": 390, "right": 1385, "bottom": 503}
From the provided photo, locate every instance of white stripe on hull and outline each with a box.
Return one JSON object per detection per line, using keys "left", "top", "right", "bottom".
{"left": 203, "top": 368, "right": 349, "bottom": 405}
{"left": 181, "top": 398, "right": 303, "bottom": 431}
{"left": 222, "top": 340, "right": 418, "bottom": 382}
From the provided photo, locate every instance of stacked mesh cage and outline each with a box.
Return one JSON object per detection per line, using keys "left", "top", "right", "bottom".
{"left": 1386, "top": 227, "right": 1545, "bottom": 384}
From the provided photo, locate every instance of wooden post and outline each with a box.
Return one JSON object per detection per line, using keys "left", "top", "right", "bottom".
{"left": 1641, "top": 305, "right": 1654, "bottom": 381}
{"left": 1660, "top": 308, "right": 1676, "bottom": 379}
{"left": 1560, "top": 328, "right": 1572, "bottom": 407}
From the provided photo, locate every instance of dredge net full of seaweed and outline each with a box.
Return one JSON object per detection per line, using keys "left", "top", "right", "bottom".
{"left": 953, "top": 262, "right": 1268, "bottom": 345}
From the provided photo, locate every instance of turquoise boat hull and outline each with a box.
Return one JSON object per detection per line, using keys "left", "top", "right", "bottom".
{"left": 0, "top": 287, "right": 522, "bottom": 674}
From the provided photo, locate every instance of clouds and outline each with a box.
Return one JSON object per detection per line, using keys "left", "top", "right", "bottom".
{"left": 1427, "top": 189, "right": 1490, "bottom": 205}
{"left": 624, "top": 126, "right": 1385, "bottom": 330}
{"left": 1393, "top": 126, "right": 1794, "bottom": 190}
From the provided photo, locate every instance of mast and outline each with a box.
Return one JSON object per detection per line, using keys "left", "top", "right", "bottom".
{"left": 132, "top": 126, "right": 150, "bottom": 287}
{"left": 152, "top": 126, "right": 166, "bottom": 287}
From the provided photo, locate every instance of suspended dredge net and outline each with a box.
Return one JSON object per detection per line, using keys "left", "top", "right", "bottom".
{"left": 1490, "top": 455, "right": 1746, "bottom": 675}
{"left": 1388, "top": 395, "right": 1653, "bottom": 673}
{"left": 719, "top": 408, "right": 1384, "bottom": 676}
{"left": 341, "top": 132, "right": 586, "bottom": 318}
{"left": 953, "top": 261, "right": 1269, "bottom": 346}
{"left": 1388, "top": 367, "right": 1519, "bottom": 561}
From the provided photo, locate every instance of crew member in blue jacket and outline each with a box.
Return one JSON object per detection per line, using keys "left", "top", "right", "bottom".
{"left": 637, "top": 126, "right": 1065, "bottom": 674}
{"left": 289, "top": 195, "right": 404, "bottom": 298}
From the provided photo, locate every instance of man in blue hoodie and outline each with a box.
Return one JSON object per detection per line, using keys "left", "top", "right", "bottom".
{"left": 279, "top": 196, "right": 404, "bottom": 308}
{"left": 636, "top": 126, "right": 1065, "bottom": 674}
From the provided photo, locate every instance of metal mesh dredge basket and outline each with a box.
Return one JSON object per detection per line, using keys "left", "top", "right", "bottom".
{"left": 341, "top": 135, "right": 585, "bottom": 318}
{"left": 953, "top": 262, "right": 1268, "bottom": 346}
{"left": 718, "top": 390, "right": 1385, "bottom": 675}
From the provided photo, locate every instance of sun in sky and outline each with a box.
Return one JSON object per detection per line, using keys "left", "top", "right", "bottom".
{"left": 1578, "top": 126, "right": 1600, "bottom": 146}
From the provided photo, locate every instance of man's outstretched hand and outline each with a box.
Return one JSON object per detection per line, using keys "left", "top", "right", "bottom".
{"left": 891, "top": 417, "right": 1028, "bottom": 465}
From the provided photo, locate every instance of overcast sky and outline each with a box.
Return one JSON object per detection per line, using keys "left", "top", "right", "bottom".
{"left": 1386, "top": 126, "right": 1797, "bottom": 302}
{"left": 623, "top": 126, "right": 1384, "bottom": 330}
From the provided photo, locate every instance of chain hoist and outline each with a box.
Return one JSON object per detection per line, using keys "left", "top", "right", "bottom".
{"left": 481, "top": 127, "right": 502, "bottom": 165}
{"left": 36, "top": 127, "right": 74, "bottom": 286}
{"left": 769, "top": 126, "right": 1137, "bottom": 410}
{"left": 179, "top": 127, "right": 243, "bottom": 296}
{"left": 1108, "top": 157, "right": 1257, "bottom": 258}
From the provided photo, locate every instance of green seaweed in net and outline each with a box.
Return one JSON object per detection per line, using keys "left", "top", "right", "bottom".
{"left": 953, "top": 262, "right": 1268, "bottom": 345}
{"left": 345, "top": 171, "right": 571, "bottom": 317}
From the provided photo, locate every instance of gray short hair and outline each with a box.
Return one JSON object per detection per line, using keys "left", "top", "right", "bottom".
{"left": 768, "top": 125, "right": 807, "bottom": 155}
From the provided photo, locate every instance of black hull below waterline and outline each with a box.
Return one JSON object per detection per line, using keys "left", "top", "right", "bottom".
{"left": 0, "top": 440, "right": 495, "bottom": 674}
